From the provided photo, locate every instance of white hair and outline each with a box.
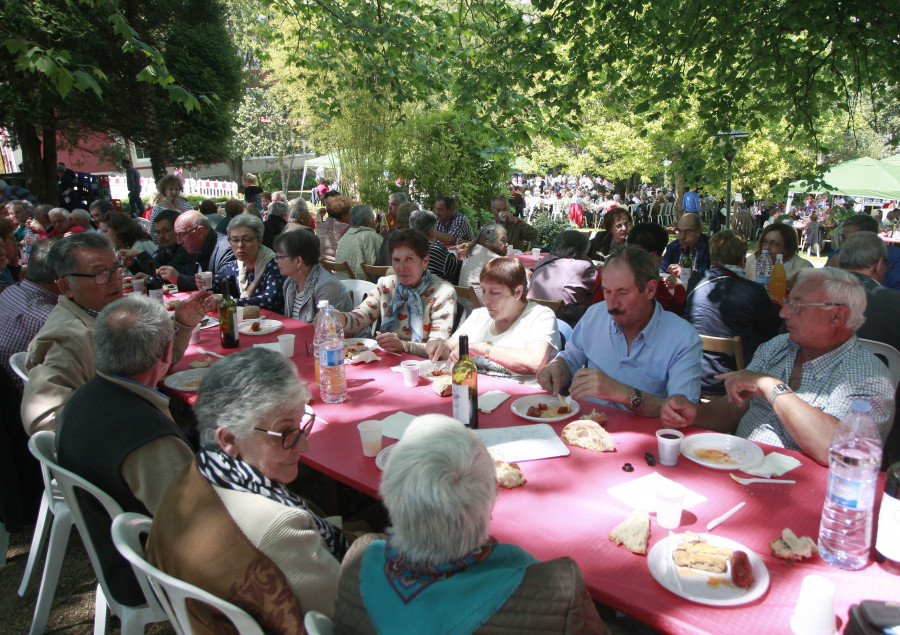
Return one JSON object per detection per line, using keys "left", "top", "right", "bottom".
{"left": 795, "top": 267, "right": 867, "bottom": 331}
{"left": 379, "top": 415, "right": 496, "bottom": 564}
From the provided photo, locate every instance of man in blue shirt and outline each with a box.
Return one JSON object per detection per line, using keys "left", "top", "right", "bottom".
{"left": 682, "top": 186, "right": 701, "bottom": 214}
{"left": 537, "top": 247, "right": 702, "bottom": 416}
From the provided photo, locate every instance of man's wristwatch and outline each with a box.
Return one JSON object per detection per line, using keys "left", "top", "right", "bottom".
{"left": 628, "top": 388, "right": 644, "bottom": 412}
{"left": 769, "top": 383, "right": 793, "bottom": 405}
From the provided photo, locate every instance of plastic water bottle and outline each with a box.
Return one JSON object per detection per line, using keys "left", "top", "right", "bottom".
{"left": 316, "top": 302, "right": 348, "bottom": 403}
{"left": 818, "top": 400, "right": 883, "bottom": 570}
{"left": 755, "top": 249, "right": 772, "bottom": 289}
{"left": 312, "top": 300, "right": 328, "bottom": 383}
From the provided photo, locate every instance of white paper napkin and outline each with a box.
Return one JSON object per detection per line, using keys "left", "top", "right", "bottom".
{"left": 478, "top": 390, "right": 511, "bottom": 413}
{"left": 345, "top": 351, "right": 381, "bottom": 364}
{"left": 741, "top": 452, "right": 802, "bottom": 478}
{"left": 380, "top": 411, "right": 417, "bottom": 439}
{"left": 607, "top": 472, "right": 708, "bottom": 513}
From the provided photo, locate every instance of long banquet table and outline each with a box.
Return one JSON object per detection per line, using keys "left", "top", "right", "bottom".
{"left": 165, "top": 309, "right": 900, "bottom": 635}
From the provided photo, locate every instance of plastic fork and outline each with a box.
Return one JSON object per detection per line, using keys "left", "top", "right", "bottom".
{"left": 730, "top": 473, "right": 796, "bottom": 485}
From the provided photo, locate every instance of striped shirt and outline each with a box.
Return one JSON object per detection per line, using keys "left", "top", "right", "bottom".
{"left": 427, "top": 241, "right": 461, "bottom": 285}
{"left": 0, "top": 281, "right": 58, "bottom": 391}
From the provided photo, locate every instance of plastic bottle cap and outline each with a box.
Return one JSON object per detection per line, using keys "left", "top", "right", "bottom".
{"left": 317, "top": 300, "right": 329, "bottom": 308}
{"left": 851, "top": 399, "right": 872, "bottom": 413}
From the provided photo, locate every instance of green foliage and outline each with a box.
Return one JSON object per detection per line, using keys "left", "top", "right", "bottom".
{"left": 531, "top": 214, "right": 569, "bottom": 250}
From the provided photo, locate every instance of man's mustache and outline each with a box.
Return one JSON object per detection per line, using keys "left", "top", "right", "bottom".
{"left": 608, "top": 309, "right": 624, "bottom": 316}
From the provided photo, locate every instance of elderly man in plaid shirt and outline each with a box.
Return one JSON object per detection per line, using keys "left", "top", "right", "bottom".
{"left": 661, "top": 267, "right": 895, "bottom": 466}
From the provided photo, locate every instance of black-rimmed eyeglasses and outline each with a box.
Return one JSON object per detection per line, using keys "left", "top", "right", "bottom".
{"left": 254, "top": 405, "right": 316, "bottom": 449}
{"left": 66, "top": 267, "right": 125, "bottom": 285}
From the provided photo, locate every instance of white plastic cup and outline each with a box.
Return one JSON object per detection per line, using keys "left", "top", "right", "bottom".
{"left": 790, "top": 575, "right": 836, "bottom": 635}
{"left": 656, "top": 481, "right": 686, "bottom": 529}
{"left": 278, "top": 334, "right": 295, "bottom": 357}
{"left": 656, "top": 429, "right": 684, "bottom": 467}
{"left": 401, "top": 360, "right": 420, "bottom": 387}
{"left": 235, "top": 306, "right": 244, "bottom": 323}
{"left": 531, "top": 247, "right": 541, "bottom": 258}
{"left": 199, "top": 271, "right": 213, "bottom": 291}
{"left": 132, "top": 278, "right": 145, "bottom": 295}
{"left": 506, "top": 244, "right": 514, "bottom": 255}
{"left": 357, "top": 420, "right": 383, "bottom": 457}
{"left": 190, "top": 324, "right": 202, "bottom": 345}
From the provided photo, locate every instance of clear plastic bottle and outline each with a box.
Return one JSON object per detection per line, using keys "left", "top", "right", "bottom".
{"left": 312, "top": 300, "right": 329, "bottom": 383}
{"left": 316, "top": 302, "right": 348, "bottom": 403}
{"left": 818, "top": 399, "right": 883, "bottom": 570}
{"left": 769, "top": 253, "right": 787, "bottom": 305}
{"left": 755, "top": 249, "right": 772, "bottom": 289}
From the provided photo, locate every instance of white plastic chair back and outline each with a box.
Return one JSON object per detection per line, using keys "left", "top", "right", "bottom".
{"left": 28, "top": 431, "right": 166, "bottom": 634}
{"left": 858, "top": 338, "right": 900, "bottom": 392}
{"left": 137, "top": 217, "right": 152, "bottom": 232}
{"left": 304, "top": 610, "right": 336, "bottom": 635}
{"left": 111, "top": 512, "right": 265, "bottom": 635}
{"left": 10, "top": 351, "right": 29, "bottom": 383}
{"left": 340, "top": 279, "right": 376, "bottom": 307}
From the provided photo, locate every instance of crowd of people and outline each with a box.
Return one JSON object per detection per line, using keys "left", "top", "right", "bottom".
{"left": 1, "top": 170, "right": 898, "bottom": 632}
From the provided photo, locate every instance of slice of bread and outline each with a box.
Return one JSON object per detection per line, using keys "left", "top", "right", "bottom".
{"left": 673, "top": 535, "right": 731, "bottom": 573}
{"left": 432, "top": 375, "right": 452, "bottom": 398}
{"left": 495, "top": 461, "right": 526, "bottom": 489}
{"left": 769, "top": 528, "right": 819, "bottom": 561}
{"left": 585, "top": 409, "right": 609, "bottom": 425}
{"left": 608, "top": 510, "right": 650, "bottom": 554}
{"left": 562, "top": 420, "right": 614, "bottom": 452}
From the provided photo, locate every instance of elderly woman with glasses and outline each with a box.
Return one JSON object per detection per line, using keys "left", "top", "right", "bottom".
{"left": 743, "top": 222, "right": 813, "bottom": 287}
{"left": 212, "top": 213, "right": 285, "bottom": 313}
{"left": 334, "top": 415, "right": 607, "bottom": 634}
{"left": 274, "top": 229, "right": 352, "bottom": 323}
{"left": 147, "top": 348, "right": 345, "bottom": 632}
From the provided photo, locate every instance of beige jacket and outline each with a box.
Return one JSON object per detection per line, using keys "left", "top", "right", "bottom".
{"left": 21, "top": 295, "right": 95, "bottom": 435}
{"left": 334, "top": 534, "right": 607, "bottom": 634}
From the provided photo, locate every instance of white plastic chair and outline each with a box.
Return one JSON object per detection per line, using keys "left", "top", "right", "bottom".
{"left": 111, "top": 512, "right": 264, "bottom": 635}
{"left": 304, "top": 610, "right": 335, "bottom": 635}
{"left": 340, "top": 279, "right": 375, "bottom": 307}
{"left": 858, "top": 339, "right": 900, "bottom": 391}
{"left": 28, "top": 432, "right": 167, "bottom": 635}
{"left": 9, "top": 351, "right": 29, "bottom": 383}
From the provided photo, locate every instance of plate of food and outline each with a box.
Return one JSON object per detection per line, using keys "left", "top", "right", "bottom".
{"left": 680, "top": 433, "right": 764, "bottom": 471}
{"left": 648, "top": 532, "right": 769, "bottom": 606}
{"left": 163, "top": 368, "right": 208, "bottom": 391}
{"left": 418, "top": 360, "right": 450, "bottom": 381}
{"left": 344, "top": 338, "right": 377, "bottom": 359}
{"left": 239, "top": 319, "right": 284, "bottom": 335}
{"left": 375, "top": 443, "right": 397, "bottom": 471}
{"left": 511, "top": 395, "right": 580, "bottom": 422}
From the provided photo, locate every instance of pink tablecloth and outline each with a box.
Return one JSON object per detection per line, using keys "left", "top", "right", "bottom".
{"left": 163, "top": 318, "right": 900, "bottom": 635}
{"left": 880, "top": 233, "right": 900, "bottom": 245}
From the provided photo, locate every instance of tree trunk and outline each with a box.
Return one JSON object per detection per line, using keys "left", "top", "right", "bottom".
{"left": 14, "top": 116, "right": 58, "bottom": 204}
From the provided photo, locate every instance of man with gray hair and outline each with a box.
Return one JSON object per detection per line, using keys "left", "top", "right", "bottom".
{"left": 828, "top": 213, "right": 900, "bottom": 290}
{"left": 169, "top": 210, "right": 235, "bottom": 290}
{"left": 56, "top": 294, "right": 193, "bottom": 606}
{"left": 0, "top": 239, "right": 59, "bottom": 391}
{"left": 386, "top": 192, "right": 407, "bottom": 230}
{"left": 334, "top": 204, "right": 382, "bottom": 280}
{"left": 46, "top": 207, "right": 84, "bottom": 237}
{"left": 21, "top": 232, "right": 213, "bottom": 434}
{"left": 539, "top": 246, "right": 702, "bottom": 416}
{"left": 410, "top": 209, "right": 461, "bottom": 284}
{"left": 263, "top": 200, "right": 289, "bottom": 248}
{"left": 662, "top": 267, "right": 895, "bottom": 465}
{"left": 838, "top": 231, "right": 900, "bottom": 354}
{"left": 70, "top": 208, "right": 95, "bottom": 232}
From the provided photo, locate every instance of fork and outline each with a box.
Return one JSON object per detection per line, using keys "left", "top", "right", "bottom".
{"left": 196, "top": 348, "right": 225, "bottom": 359}
{"left": 730, "top": 473, "right": 796, "bottom": 485}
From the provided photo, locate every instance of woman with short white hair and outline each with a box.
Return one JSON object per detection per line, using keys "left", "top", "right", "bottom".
{"left": 334, "top": 415, "right": 607, "bottom": 634}
{"left": 212, "top": 213, "right": 285, "bottom": 313}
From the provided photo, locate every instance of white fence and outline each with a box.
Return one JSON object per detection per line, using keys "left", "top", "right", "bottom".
{"left": 107, "top": 175, "right": 238, "bottom": 201}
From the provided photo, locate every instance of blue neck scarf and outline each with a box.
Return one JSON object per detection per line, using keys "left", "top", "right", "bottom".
{"left": 381, "top": 270, "right": 433, "bottom": 342}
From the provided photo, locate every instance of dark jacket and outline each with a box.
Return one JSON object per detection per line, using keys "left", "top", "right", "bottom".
{"left": 660, "top": 233, "right": 711, "bottom": 276}
{"left": 177, "top": 230, "right": 236, "bottom": 291}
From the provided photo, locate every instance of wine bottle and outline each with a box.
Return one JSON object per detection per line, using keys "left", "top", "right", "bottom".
{"left": 452, "top": 335, "right": 479, "bottom": 428}
{"left": 679, "top": 247, "right": 693, "bottom": 287}
{"left": 218, "top": 278, "right": 239, "bottom": 349}
{"left": 875, "top": 460, "right": 900, "bottom": 575}
{"left": 145, "top": 271, "right": 165, "bottom": 304}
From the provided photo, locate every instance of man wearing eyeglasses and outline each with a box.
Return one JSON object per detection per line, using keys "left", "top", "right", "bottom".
{"left": 170, "top": 210, "right": 235, "bottom": 291}
{"left": 21, "top": 233, "right": 214, "bottom": 435}
{"left": 662, "top": 268, "right": 895, "bottom": 466}
{"left": 660, "top": 213, "right": 711, "bottom": 280}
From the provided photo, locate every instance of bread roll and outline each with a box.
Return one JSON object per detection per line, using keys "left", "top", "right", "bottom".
{"left": 769, "top": 528, "right": 819, "bottom": 561}
{"left": 495, "top": 461, "right": 525, "bottom": 489}
{"left": 562, "top": 420, "right": 614, "bottom": 452}
{"left": 608, "top": 510, "right": 650, "bottom": 554}
{"left": 432, "top": 375, "right": 452, "bottom": 397}
{"left": 243, "top": 305, "right": 260, "bottom": 319}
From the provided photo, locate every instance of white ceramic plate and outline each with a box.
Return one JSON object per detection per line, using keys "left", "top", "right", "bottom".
{"left": 344, "top": 338, "right": 377, "bottom": 358}
{"left": 163, "top": 368, "right": 208, "bottom": 391}
{"left": 648, "top": 533, "right": 770, "bottom": 606}
{"left": 238, "top": 319, "right": 284, "bottom": 335}
{"left": 511, "top": 395, "right": 580, "bottom": 422}
{"left": 418, "top": 360, "right": 450, "bottom": 381}
{"left": 680, "top": 433, "right": 764, "bottom": 471}
{"left": 375, "top": 443, "right": 396, "bottom": 471}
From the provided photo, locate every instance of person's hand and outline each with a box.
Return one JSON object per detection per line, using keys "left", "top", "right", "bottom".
{"left": 131, "top": 272, "right": 148, "bottom": 281}
{"left": 194, "top": 272, "right": 209, "bottom": 290}
{"left": 537, "top": 361, "right": 570, "bottom": 395}
{"left": 666, "top": 263, "right": 682, "bottom": 276}
{"left": 426, "top": 339, "right": 450, "bottom": 363}
{"left": 660, "top": 395, "right": 697, "bottom": 428}
{"left": 174, "top": 290, "right": 215, "bottom": 327}
{"left": 569, "top": 368, "right": 620, "bottom": 402}
{"left": 157, "top": 265, "right": 178, "bottom": 284}
{"left": 375, "top": 331, "right": 404, "bottom": 353}
{"left": 118, "top": 248, "right": 140, "bottom": 265}
{"left": 456, "top": 242, "right": 470, "bottom": 258}
{"left": 718, "top": 370, "right": 771, "bottom": 408}
{"left": 27, "top": 219, "right": 43, "bottom": 232}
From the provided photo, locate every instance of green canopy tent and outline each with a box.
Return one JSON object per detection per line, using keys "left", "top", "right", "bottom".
{"left": 301, "top": 153, "right": 341, "bottom": 193}
{"left": 884, "top": 154, "right": 900, "bottom": 166}
{"left": 790, "top": 157, "right": 900, "bottom": 200}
